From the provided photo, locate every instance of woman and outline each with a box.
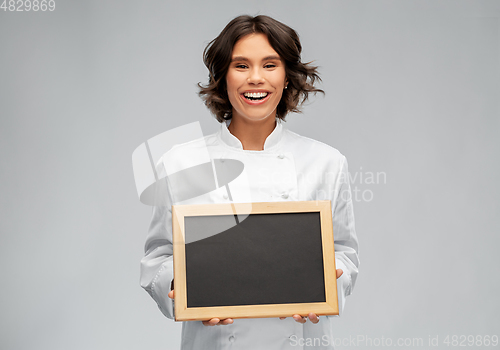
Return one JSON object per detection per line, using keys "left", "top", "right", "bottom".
{"left": 140, "top": 15, "right": 359, "bottom": 349}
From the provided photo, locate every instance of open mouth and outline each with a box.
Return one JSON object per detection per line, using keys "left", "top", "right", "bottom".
{"left": 243, "top": 92, "right": 269, "bottom": 101}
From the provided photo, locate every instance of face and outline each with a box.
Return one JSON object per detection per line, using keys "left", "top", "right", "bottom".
{"left": 225, "top": 33, "right": 287, "bottom": 123}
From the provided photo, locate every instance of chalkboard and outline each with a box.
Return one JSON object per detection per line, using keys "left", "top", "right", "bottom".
{"left": 172, "top": 201, "right": 338, "bottom": 321}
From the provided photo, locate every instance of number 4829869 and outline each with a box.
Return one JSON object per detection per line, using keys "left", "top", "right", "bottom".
{"left": 1, "top": 0, "right": 56, "bottom": 11}
{"left": 443, "top": 335, "right": 498, "bottom": 347}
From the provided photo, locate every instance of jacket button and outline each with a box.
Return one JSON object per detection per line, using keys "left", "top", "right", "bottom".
{"left": 278, "top": 154, "right": 285, "bottom": 159}
{"left": 229, "top": 335, "right": 235, "bottom": 342}
{"left": 281, "top": 193, "right": 289, "bottom": 199}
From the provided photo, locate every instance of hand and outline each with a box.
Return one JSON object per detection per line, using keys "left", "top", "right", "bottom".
{"left": 202, "top": 318, "right": 234, "bottom": 326}
{"left": 280, "top": 312, "right": 320, "bottom": 324}
{"left": 279, "top": 269, "right": 344, "bottom": 323}
{"left": 168, "top": 280, "right": 234, "bottom": 326}
{"left": 168, "top": 279, "right": 174, "bottom": 299}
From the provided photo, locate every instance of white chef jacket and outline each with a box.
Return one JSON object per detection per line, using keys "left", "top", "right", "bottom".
{"left": 140, "top": 119, "right": 359, "bottom": 350}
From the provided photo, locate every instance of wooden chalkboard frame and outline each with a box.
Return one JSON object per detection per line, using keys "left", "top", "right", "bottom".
{"left": 172, "top": 200, "right": 338, "bottom": 321}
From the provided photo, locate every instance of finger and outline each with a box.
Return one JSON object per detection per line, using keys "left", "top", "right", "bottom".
{"left": 168, "top": 290, "right": 174, "bottom": 299}
{"left": 279, "top": 317, "right": 286, "bottom": 320}
{"left": 203, "top": 318, "right": 219, "bottom": 326}
{"left": 202, "top": 318, "right": 220, "bottom": 326}
{"left": 309, "top": 312, "right": 320, "bottom": 324}
{"left": 219, "top": 318, "right": 234, "bottom": 325}
{"left": 292, "top": 314, "right": 307, "bottom": 324}
{"left": 336, "top": 269, "right": 344, "bottom": 279}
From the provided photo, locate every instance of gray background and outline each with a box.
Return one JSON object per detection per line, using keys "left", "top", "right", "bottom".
{"left": 1, "top": 0, "right": 499, "bottom": 349}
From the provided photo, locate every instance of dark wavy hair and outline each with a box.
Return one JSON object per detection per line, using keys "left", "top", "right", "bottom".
{"left": 198, "top": 15, "right": 324, "bottom": 122}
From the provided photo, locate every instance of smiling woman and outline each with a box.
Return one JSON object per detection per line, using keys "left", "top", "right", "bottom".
{"left": 225, "top": 33, "right": 287, "bottom": 141}
{"left": 140, "top": 14, "right": 359, "bottom": 350}
{"left": 198, "top": 14, "right": 324, "bottom": 123}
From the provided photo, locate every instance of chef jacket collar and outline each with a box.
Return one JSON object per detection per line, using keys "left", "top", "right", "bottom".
{"left": 220, "top": 118, "right": 283, "bottom": 151}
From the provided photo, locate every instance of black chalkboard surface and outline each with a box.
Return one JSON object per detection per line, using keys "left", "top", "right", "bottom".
{"left": 172, "top": 201, "right": 338, "bottom": 321}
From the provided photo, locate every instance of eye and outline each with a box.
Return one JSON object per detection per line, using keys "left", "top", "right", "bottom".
{"left": 235, "top": 64, "right": 248, "bottom": 69}
{"left": 264, "top": 64, "right": 276, "bottom": 68}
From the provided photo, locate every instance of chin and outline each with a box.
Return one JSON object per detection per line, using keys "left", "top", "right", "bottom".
{"left": 238, "top": 110, "right": 276, "bottom": 122}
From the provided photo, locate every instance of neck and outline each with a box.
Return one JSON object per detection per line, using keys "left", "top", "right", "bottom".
{"left": 228, "top": 115, "right": 277, "bottom": 151}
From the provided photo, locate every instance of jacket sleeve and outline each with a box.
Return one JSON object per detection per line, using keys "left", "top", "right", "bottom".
{"left": 332, "top": 155, "right": 359, "bottom": 315}
{"left": 139, "top": 157, "right": 175, "bottom": 319}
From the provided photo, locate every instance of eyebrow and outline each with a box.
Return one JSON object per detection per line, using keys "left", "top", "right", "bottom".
{"left": 231, "top": 55, "right": 282, "bottom": 62}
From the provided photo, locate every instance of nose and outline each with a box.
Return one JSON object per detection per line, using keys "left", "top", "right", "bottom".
{"left": 247, "top": 67, "right": 265, "bottom": 85}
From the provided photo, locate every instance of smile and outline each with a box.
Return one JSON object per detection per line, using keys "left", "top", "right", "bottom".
{"left": 241, "top": 92, "right": 271, "bottom": 105}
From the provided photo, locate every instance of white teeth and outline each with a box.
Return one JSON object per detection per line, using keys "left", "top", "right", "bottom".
{"left": 243, "top": 92, "right": 268, "bottom": 98}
